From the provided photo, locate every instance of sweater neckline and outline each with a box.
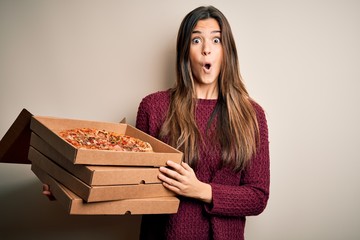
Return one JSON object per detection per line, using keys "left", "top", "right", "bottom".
{"left": 196, "top": 98, "right": 218, "bottom": 105}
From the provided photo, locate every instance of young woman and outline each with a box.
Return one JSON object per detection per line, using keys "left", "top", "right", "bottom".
{"left": 42, "top": 5, "right": 269, "bottom": 240}
{"left": 136, "top": 5, "right": 270, "bottom": 240}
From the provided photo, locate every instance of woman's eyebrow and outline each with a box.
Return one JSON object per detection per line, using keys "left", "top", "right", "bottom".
{"left": 192, "top": 30, "right": 221, "bottom": 34}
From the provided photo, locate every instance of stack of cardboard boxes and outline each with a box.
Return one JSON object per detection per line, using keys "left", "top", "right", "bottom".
{"left": 1, "top": 109, "right": 183, "bottom": 215}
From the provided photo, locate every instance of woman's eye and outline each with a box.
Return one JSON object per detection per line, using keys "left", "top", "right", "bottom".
{"left": 192, "top": 38, "right": 201, "bottom": 44}
{"left": 213, "top": 37, "right": 221, "bottom": 44}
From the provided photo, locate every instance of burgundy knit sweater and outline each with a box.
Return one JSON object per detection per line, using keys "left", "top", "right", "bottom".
{"left": 136, "top": 90, "right": 270, "bottom": 240}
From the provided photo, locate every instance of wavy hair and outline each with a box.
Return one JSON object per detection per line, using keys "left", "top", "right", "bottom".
{"left": 160, "top": 6, "right": 259, "bottom": 172}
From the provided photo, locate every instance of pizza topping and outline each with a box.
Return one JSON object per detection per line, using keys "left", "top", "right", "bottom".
{"left": 58, "top": 128, "right": 153, "bottom": 152}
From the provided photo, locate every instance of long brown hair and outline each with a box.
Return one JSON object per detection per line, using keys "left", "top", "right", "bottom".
{"left": 160, "top": 6, "right": 259, "bottom": 172}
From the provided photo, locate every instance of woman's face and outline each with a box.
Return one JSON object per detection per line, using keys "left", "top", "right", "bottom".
{"left": 189, "top": 18, "right": 223, "bottom": 97}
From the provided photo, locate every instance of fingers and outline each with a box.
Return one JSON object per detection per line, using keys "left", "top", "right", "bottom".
{"left": 42, "top": 184, "right": 51, "bottom": 195}
{"left": 165, "top": 160, "right": 188, "bottom": 175}
{"left": 158, "top": 160, "right": 195, "bottom": 193}
{"left": 159, "top": 166, "right": 181, "bottom": 187}
{"left": 42, "top": 184, "right": 56, "bottom": 201}
{"left": 162, "top": 181, "right": 181, "bottom": 194}
{"left": 180, "top": 161, "right": 192, "bottom": 171}
{"left": 159, "top": 160, "right": 191, "bottom": 181}
{"left": 42, "top": 184, "right": 50, "bottom": 192}
{"left": 158, "top": 161, "right": 211, "bottom": 202}
{"left": 158, "top": 161, "right": 184, "bottom": 191}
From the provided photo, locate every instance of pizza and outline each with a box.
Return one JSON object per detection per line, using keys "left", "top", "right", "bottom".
{"left": 58, "top": 128, "right": 153, "bottom": 152}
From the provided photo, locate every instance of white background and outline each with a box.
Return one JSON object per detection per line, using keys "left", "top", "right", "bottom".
{"left": 1, "top": 0, "right": 360, "bottom": 239}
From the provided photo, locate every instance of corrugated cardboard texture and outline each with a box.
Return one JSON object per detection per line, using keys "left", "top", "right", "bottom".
{"left": 0, "top": 109, "right": 32, "bottom": 164}
{"left": 30, "top": 133, "right": 161, "bottom": 185}
{"left": 31, "top": 164, "right": 180, "bottom": 215}
{"left": 30, "top": 116, "right": 183, "bottom": 166}
{"left": 29, "top": 147, "right": 175, "bottom": 202}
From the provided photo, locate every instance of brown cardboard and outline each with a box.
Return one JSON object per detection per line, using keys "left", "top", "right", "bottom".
{"left": 29, "top": 147, "right": 175, "bottom": 202}
{"left": 32, "top": 164, "right": 180, "bottom": 215}
{"left": 0, "top": 109, "right": 32, "bottom": 164}
{"left": 30, "top": 133, "right": 161, "bottom": 185}
{"left": 30, "top": 116, "right": 183, "bottom": 166}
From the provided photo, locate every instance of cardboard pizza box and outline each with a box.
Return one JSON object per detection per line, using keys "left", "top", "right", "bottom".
{"left": 0, "top": 109, "right": 32, "bottom": 164}
{"left": 29, "top": 147, "right": 175, "bottom": 202}
{"left": 32, "top": 164, "right": 180, "bottom": 215}
{"left": 30, "top": 133, "right": 161, "bottom": 185}
{"left": 30, "top": 115, "right": 183, "bottom": 166}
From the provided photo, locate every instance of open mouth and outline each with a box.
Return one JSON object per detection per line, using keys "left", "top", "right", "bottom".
{"left": 204, "top": 63, "right": 211, "bottom": 70}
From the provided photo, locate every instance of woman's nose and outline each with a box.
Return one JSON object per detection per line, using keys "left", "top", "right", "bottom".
{"left": 202, "top": 42, "right": 211, "bottom": 56}
{"left": 202, "top": 50, "right": 211, "bottom": 56}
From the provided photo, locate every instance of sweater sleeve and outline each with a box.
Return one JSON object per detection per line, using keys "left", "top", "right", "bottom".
{"left": 135, "top": 91, "right": 169, "bottom": 138}
{"left": 135, "top": 97, "right": 150, "bottom": 134}
{"left": 205, "top": 104, "right": 270, "bottom": 217}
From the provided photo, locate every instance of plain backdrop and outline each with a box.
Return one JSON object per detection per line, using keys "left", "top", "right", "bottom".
{"left": 1, "top": 0, "right": 360, "bottom": 239}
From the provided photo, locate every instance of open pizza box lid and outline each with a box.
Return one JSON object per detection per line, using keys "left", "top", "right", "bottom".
{"left": 0, "top": 109, "right": 126, "bottom": 165}
{"left": 1, "top": 108, "right": 183, "bottom": 167}
{"left": 0, "top": 109, "right": 33, "bottom": 164}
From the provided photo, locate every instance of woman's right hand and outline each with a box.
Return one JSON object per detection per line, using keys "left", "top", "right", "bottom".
{"left": 42, "top": 184, "right": 56, "bottom": 201}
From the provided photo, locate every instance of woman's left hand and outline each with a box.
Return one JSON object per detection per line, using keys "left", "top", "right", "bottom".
{"left": 158, "top": 160, "right": 212, "bottom": 203}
